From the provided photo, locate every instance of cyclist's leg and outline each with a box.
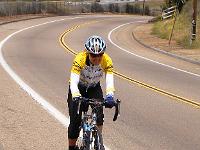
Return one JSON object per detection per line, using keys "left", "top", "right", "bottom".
{"left": 87, "top": 83, "right": 104, "bottom": 130}
{"left": 67, "top": 88, "right": 81, "bottom": 147}
{"left": 67, "top": 85, "right": 88, "bottom": 149}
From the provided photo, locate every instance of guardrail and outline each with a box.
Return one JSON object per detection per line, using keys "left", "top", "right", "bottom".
{"left": 162, "top": 5, "right": 177, "bottom": 20}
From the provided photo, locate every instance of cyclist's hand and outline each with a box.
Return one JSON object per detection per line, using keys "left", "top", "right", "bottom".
{"left": 72, "top": 96, "right": 82, "bottom": 103}
{"left": 105, "top": 94, "right": 116, "bottom": 108}
{"left": 73, "top": 96, "right": 89, "bottom": 112}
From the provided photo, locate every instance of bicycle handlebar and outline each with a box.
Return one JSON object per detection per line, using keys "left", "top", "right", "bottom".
{"left": 113, "top": 99, "right": 120, "bottom": 121}
{"left": 74, "top": 97, "right": 121, "bottom": 121}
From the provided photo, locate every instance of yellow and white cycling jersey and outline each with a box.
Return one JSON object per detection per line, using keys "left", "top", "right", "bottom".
{"left": 70, "top": 51, "right": 115, "bottom": 97}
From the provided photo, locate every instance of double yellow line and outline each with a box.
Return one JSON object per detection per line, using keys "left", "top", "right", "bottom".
{"left": 59, "top": 21, "right": 200, "bottom": 109}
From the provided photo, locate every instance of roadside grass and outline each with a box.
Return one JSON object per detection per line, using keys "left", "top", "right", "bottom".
{"left": 136, "top": 1, "right": 164, "bottom": 9}
{"left": 125, "top": 1, "right": 164, "bottom": 16}
{"left": 129, "top": 1, "right": 164, "bottom": 11}
{"left": 152, "top": 0, "right": 200, "bottom": 49}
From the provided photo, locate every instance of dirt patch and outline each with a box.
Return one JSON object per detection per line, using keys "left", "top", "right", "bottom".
{"left": 134, "top": 23, "right": 200, "bottom": 62}
{"left": 0, "top": 14, "right": 55, "bottom": 25}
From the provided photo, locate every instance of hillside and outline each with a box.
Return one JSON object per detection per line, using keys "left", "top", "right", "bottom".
{"left": 152, "top": 0, "right": 200, "bottom": 49}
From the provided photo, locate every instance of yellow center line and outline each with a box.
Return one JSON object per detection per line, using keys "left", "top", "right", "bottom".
{"left": 59, "top": 21, "right": 200, "bottom": 109}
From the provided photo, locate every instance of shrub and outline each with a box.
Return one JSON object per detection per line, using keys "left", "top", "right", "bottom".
{"left": 91, "top": 2, "right": 104, "bottom": 13}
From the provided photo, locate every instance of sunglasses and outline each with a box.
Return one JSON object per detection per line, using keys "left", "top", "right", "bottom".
{"left": 89, "top": 53, "right": 104, "bottom": 58}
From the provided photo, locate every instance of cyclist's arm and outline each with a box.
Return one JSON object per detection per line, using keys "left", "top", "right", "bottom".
{"left": 70, "top": 72, "right": 81, "bottom": 97}
{"left": 70, "top": 53, "right": 85, "bottom": 97}
{"left": 106, "top": 73, "right": 115, "bottom": 95}
{"left": 102, "top": 54, "right": 115, "bottom": 95}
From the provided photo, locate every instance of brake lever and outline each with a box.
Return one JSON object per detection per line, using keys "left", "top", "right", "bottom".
{"left": 113, "top": 99, "right": 121, "bottom": 121}
{"left": 77, "top": 101, "right": 81, "bottom": 115}
{"left": 117, "top": 99, "right": 121, "bottom": 117}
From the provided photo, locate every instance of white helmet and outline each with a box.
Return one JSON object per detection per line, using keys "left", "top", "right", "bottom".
{"left": 85, "top": 35, "right": 106, "bottom": 54}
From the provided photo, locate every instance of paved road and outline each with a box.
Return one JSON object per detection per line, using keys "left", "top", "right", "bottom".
{"left": 2, "top": 15, "right": 200, "bottom": 149}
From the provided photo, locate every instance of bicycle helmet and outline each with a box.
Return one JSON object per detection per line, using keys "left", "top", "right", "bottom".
{"left": 85, "top": 35, "right": 106, "bottom": 54}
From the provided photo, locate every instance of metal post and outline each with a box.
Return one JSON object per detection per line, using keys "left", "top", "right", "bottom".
{"left": 191, "top": 0, "right": 197, "bottom": 41}
{"left": 142, "top": 0, "right": 145, "bottom": 15}
{"left": 169, "top": 7, "right": 178, "bottom": 46}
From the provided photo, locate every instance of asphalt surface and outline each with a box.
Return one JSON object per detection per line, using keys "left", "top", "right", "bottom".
{"left": 2, "top": 15, "right": 200, "bottom": 150}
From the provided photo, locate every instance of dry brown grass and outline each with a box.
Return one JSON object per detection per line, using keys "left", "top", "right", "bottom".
{"left": 152, "top": 0, "right": 200, "bottom": 49}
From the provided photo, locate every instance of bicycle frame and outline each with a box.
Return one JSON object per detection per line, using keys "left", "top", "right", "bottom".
{"left": 78, "top": 103, "right": 101, "bottom": 149}
{"left": 76, "top": 98, "right": 120, "bottom": 150}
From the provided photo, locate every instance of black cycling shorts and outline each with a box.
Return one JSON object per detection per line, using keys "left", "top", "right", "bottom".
{"left": 67, "top": 82, "right": 104, "bottom": 139}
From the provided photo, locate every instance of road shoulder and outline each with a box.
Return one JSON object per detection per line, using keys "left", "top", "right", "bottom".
{"left": 0, "top": 16, "right": 68, "bottom": 150}
{"left": 133, "top": 23, "right": 200, "bottom": 65}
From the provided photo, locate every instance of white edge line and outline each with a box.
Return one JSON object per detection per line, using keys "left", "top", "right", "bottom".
{"left": 0, "top": 17, "right": 72, "bottom": 127}
{"left": 108, "top": 21, "right": 200, "bottom": 78}
{"left": 0, "top": 16, "right": 111, "bottom": 150}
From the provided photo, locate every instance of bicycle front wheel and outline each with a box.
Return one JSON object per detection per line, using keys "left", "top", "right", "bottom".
{"left": 94, "top": 127, "right": 104, "bottom": 150}
{"left": 77, "top": 129, "right": 91, "bottom": 150}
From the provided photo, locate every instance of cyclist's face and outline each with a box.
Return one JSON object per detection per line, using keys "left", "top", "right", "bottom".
{"left": 89, "top": 53, "right": 104, "bottom": 65}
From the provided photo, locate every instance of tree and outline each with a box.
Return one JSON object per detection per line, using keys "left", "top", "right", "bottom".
{"left": 91, "top": 2, "right": 104, "bottom": 12}
{"left": 144, "top": 5, "right": 150, "bottom": 15}
{"left": 126, "top": 3, "right": 133, "bottom": 13}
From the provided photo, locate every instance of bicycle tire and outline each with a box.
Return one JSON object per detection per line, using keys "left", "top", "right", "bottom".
{"left": 77, "top": 128, "right": 91, "bottom": 150}
{"left": 94, "top": 127, "right": 104, "bottom": 150}
{"left": 82, "top": 131, "right": 91, "bottom": 150}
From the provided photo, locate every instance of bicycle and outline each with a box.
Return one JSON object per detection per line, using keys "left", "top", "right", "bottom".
{"left": 74, "top": 97, "right": 121, "bottom": 150}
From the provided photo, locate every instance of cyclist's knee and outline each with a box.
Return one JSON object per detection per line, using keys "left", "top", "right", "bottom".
{"left": 97, "top": 113, "right": 104, "bottom": 126}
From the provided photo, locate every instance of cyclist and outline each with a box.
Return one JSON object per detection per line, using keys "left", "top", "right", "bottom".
{"left": 67, "top": 35, "right": 116, "bottom": 150}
